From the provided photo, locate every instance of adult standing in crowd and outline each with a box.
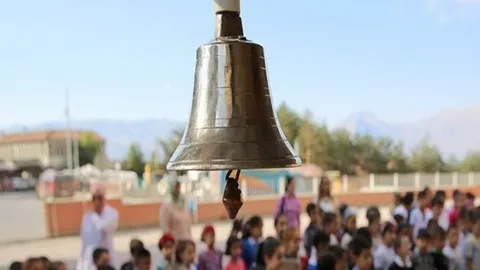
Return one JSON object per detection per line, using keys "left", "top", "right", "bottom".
{"left": 274, "top": 175, "right": 301, "bottom": 228}
{"left": 317, "top": 176, "right": 335, "bottom": 213}
{"left": 77, "top": 184, "right": 119, "bottom": 270}
{"left": 159, "top": 181, "right": 192, "bottom": 241}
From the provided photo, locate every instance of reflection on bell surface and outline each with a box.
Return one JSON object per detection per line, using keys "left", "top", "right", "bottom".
{"left": 167, "top": 5, "right": 301, "bottom": 171}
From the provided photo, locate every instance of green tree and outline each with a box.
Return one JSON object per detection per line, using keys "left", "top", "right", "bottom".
{"left": 276, "top": 102, "right": 301, "bottom": 144}
{"left": 386, "top": 141, "right": 410, "bottom": 173}
{"left": 78, "top": 132, "right": 101, "bottom": 166}
{"left": 459, "top": 151, "right": 480, "bottom": 172}
{"left": 298, "top": 111, "right": 318, "bottom": 164}
{"left": 157, "top": 129, "right": 184, "bottom": 168}
{"left": 124, "top": 143, "right": 145, "bottom": 176}
{"left": 409, "top": 138, "right": 444, "bottom": 172}
{"left": 327, "top": 129, "right": 356, "bottom": 174}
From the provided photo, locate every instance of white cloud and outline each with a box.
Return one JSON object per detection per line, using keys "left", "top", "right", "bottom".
{"left": 427, "top": 0, "right": 480, "bottom": 20}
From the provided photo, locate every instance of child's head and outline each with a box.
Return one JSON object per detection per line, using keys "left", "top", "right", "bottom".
{"left": 92, "top": 248, "right": 111, "bottom": 267}
{"left": 316, "top": 252, "right": 337, "bottom": 270}
{"left": 226, "top": 236, "right": 243, "bottom": 258}
{"left": 348, "top": 237, "right": 372, "bottom": 270}
{"left": 175, "top": 240, "right": 196, "bottom": 265}
{"left": 129, "top": 238, "right": 144, "bottom": 258}
{"left": 255, "top": 237, "right": 284, "bottom": 270}
{"left": 435, "top": 190, "right": 446, "bottom": 202}
{"left": 402, "top": 192, "right": 414, "bottom": 208}
{"left": 366, "top": 206, "right": 381, "bottom": 235}
{"left": 356, "top": 227, "right": 373, "bottom": 248}
{"left": 417, "top": 190, "right": 428, "bottom": 208}
{"left": 8, "top": 261, "right": 23, "bottom": 270}
{"left": 285, "top": 175, "right": 296, "bottom": 195}
{"left": 396, "top": 223, "right": 409, "bottom": 238}
{"left": 393, "top": 193, "right": 403, "bottom": 206}
{"left": 274, "top": 214, "right": 288, "bottom": 239}
{"left": 158, "top": 233, "right": 175, "bottom": 258}
{"left": 454, "top": 190, "right": 466, "bottom": 208}
{"left": 323, "top": 212, "right": 339, "bottom": 234}
{"left": 306, "top": 202, "right": 322, "bottom": 225}
{"left": 51, "top": 261, "right": 67, "bottom": 270}
{"left": 427, "top": 219, "right": 439, "bottom": 235}
{"left": 393, "top": 214, "right": 405, "bottom": 225}
{"left": 459, "top": 208, "right": 477, "bottom": 233}
{"left": 343, "top": 207, "right": 358, "bottom": 233}
{"left": 24, "top": 258, "right": 44, "bottom": 270}
{"left": 431, "top": 226, "right": 446, "bottom": 250}
{"left": 381, "top": 222, "right": 397, "bottom": 246}
{"left": 244, "top": 215, "right": 263, "bottom": 240}
{"left": 201, "top": 224, "right": 216, "bottom": 247}
{"left": 447, "top": 225, "right": 459, "bottom": 248}
{"left": 415, "top": 229, "right": 431, "bottom": 253}
{"left": 328, "top": 246, "right": 347, "bottom": 270}
{"left": 394, "top": 235, "right": 411, "bottom": 258}
{"left": 281, "top": 226, "right": 301, "bottom": 257}
{"left": 313, "top": 230, "right": 331, "bottom": 255}
{"left": 431, "top": 196, "right": 444, "bottom": 218}
{"left": 231, "top": 218, "right": 244, "bottom": 237}
{"left": 134, "top": 248, "right": 151, "bottom": 270}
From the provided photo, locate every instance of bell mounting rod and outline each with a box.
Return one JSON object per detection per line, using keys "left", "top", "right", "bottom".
{"left": 214, "top": 0, "right": 244, "bottom": 39}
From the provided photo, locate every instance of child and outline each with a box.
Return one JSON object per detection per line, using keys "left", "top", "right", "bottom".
{"left": 50, "top": 261, "right": 68, "bottom": 270}
{"left": 348, "top": 237, "right": 373, "bottom": 270}
{"left": 427, "top": 196, "right": 449, "bottom": 231}
{"left": 198, "top": 224, "right": 223, "bottom": 270}
{"left": 253, "top": 237, "right": 284, "bottom": 270}
{"left": 465, "top": 211, "right": 480, "bottom": 270}
{"left": 366, "top": 206, "right": 382, "bottom": 251}
{"left": 281, "top": 226, "right": 301, "bottom": 259}
{"left": 225, "top": 236, "right": 246, "bottom": 270}
{"left": 274, "top": 214, "right": 288, "bottom": 240}
{"left": 231, "top": 219, "right": 244, "bottom": 238}
{"left": 329, "top": 246, "right": 348, "bottom": 270}
{"left": 242, "top": 215, "right": 263, "bottom": 269}
{"left": 92, "top": 248, "right": 111, "bottom": 269}
{"left": 316, "top": 253, "right": 337, "bottom": 270}
{"left": 443, "top": 225, "right": 463, "bottom": 270}
{"left": 308, "top": 230, "right": 331, "bottom": 270}
{"left": 392, "top": 193, "right": 403, "bottom": 215}
{"left": 121, "top": 238, "right": 144, "bottom": 270}
{"left": 409, "top": 190, "right": 432, "bottom": 240}
{"left": 341, "top": 207, "right": 357, "bottom": 249}
{"left": 8, "top": 261, "right": 23, "bottom": 270}
{"left": 411, "top": 229, "right": 434, "bottom": 270}
{"left": 304, "top": 203, "right": 322, "bottom": 258}
{"left": 389, "top": 235, "right": 413, "bottom": 270}
{"left": 134, "top": 248, "right": 152, "bottom": 270}
{"left": 374, "top": 222, "right": 396, "bottom": 270}
{"left": 157, "top": 233, "right": 175, "bottom": 270}
{"left": 174, "top": 240, "right": 196, "bottom": 270}
{"left": 323, "top": 212, "right": 340, "bottom": 246}
{"left": 429, "top": 226, "right": 449, "bottom": 270}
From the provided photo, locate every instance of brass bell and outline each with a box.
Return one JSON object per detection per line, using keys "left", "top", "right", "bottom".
{"left": 167, "top": 0, "right": 301, "bottom": 218}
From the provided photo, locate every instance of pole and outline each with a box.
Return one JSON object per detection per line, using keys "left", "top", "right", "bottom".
{"left": 65, "top": 88, "right": 73, "bottom": 171}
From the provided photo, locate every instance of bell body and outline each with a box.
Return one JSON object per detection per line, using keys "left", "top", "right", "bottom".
{"left": 167, "top": 39, "right": 301, "bottom": 171}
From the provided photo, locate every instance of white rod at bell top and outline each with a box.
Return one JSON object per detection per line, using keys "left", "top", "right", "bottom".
{"left": 214, "top": 0, "right": 240, "bottom": 13}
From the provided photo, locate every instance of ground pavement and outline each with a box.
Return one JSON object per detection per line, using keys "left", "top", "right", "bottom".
{"left": 0, "top": 205, "right": 394, "bottom": 270}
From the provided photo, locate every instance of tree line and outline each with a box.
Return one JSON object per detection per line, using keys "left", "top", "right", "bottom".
{"left": 113, "top": 102, "right": 480, "bottom": 176}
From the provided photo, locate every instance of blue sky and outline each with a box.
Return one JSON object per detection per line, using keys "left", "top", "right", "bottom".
{"left": 0, "top": 0, "right": 478, "bottom": 127}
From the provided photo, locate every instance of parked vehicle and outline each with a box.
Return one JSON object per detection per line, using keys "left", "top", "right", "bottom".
{"left": 36, "top": 170, "right": 78, "bottom": 198}
{"left": 12, "top": 177, "right": 29, "bottom": 191}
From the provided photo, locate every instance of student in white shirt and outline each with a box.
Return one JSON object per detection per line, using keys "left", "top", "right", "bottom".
{"left": 322, "top": 212, "right": 340, "bottom": 246}
{"left": 373, "top": 222, "right": 396, "bottom": 270}
{"left": 366, "top": 206, "right": 382, "bottom": 252}
{"left": 393, "top": 192, "right": 415, "bottom": 223}
{"left": 409, "top": 190, "right": 432, "bottom": 240}
{"left": 443, "top": 225, "right": 464, "bottom": 270}
{"left": 427, "top": 196, "right": 450, "bottom": 231}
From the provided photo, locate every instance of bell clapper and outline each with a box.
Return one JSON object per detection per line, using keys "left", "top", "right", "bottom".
{"left": 222, "top": 169, "right": 243, "bottom": 219}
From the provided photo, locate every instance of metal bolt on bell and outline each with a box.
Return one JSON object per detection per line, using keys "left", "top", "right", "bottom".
{"left": 167, "top": 0, "right": 301, "bottom": 218}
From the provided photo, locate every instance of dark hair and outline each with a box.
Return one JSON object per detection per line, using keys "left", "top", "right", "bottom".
{"left": 49, "top": 261, "right": 66, "bottom": 270}
{"left": 318, "top": 176, "right": 332, "bottom": 199}
{"left": 313, "top": 230, "right": 330, "bottom": 249}
{"left": 393, "top": 214, "right": 405, "bottom": 225}
{"left": 435, "top": 190, "right": 446, "bottom": 199}
{"left": 225, "top": 235, "right": 242, "bottom": 256}
{"left": 393, "top": 237, "right": 404, "bottom": 253}
{"left": 356, "top": 227, "right": 372, "bottom": 247}
{"left": 231, "top": 218, "right": 243, "bottom": 235}
{"left": 397, "top": 222, "right": 409, "bottom": 235}
{"left": 9, "top": 261, "right": 23, "bottom": 270}
{"left": 393, "top": 193, "right": 403, "bottom": 201}
{"left": 453, "top": 189, "right": 461, "bottom": 198}
{"left": 92, "top": 248, "right": 109, "bottom": 264}
{"left": 417, "top": 229, "right": 431, "bottom": 240}
{"left": 348, "top": 236, "right": 371, "bottom": 256}
{"left": 97, "top": 265, "right": 116, "bottom": 270}
{"left": 431, "top": 226, "right": 446, "bottom": 240}
{"left": 417, "top": 190, "right": 428, "bottom": 200}
{"left": 338, "top": 203, "right": 349, "bottom": 217}
{"left": 423, "top": 186, "right": 431, "bottom": 193}
{"left": 460, "top": 208, "right": 478, "bottom": 223}
{"left": 317, "top": 252, "right": 337, "bottom": 270}
{"left": 466, "top": 192, "right": 475, "bottom": 200}
{"left": 402, "top": 192, "right": 414, "bottom": 206}
{"left": 328, "top": 246, "right": 346, "bottom": 259}
{"left": 366, "top": 206, "right": 380, "bottom": 223}
{"left": 255, "top": 237, "right": 281, "bottom": 267}
{"left": 448, "top": 224, "right": 458, "bottom": 233}
{"left": 306, "top": 202, "right": 318, "bottom": 215}
{"left": 323, "top": 212, "right": 337, "bottom": 227}
{"left": 129, "top": 238, "right": 145, "bottom": 256}
{"left": 39, "top": 256, "right": 50, "bottom": 263}
{"left": 242, "top": 215, "right": 263, "bottom": 240}
{"left": 175, "top": 240, "right": 195, "bottom": 263}
{"left": 136, "top": 248, "right": 151, "bottom": 259}
{"left": 285, "top": 175, "right": 295, "bottom": 192}
{"left": 381, "top": 222, "right": 395, "bottom": 237}
{"left": 431, "top": 196, "right": 444, "bottom": 208}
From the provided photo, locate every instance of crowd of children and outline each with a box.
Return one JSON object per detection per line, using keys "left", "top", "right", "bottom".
{"left": 9, "top": 186, "right": 480, "bottom": 270}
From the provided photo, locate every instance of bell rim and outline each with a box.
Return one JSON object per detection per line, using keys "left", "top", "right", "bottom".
{"left": 166, "top": 157, "right": 302, "bottom": 171}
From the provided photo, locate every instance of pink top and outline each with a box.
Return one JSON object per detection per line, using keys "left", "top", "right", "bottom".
{"left": 159, "top": 203, "right": 192, "bottom": 240}
{"left": 225, "top": 258, "right": 246, "bottom": 270}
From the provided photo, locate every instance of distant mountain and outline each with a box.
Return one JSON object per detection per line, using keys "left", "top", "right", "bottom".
{"left": 0, "top": 119, "right": 185, "bottom": 160}
{"left": 337, "top": 107, "right": 480, "bottom": 157}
